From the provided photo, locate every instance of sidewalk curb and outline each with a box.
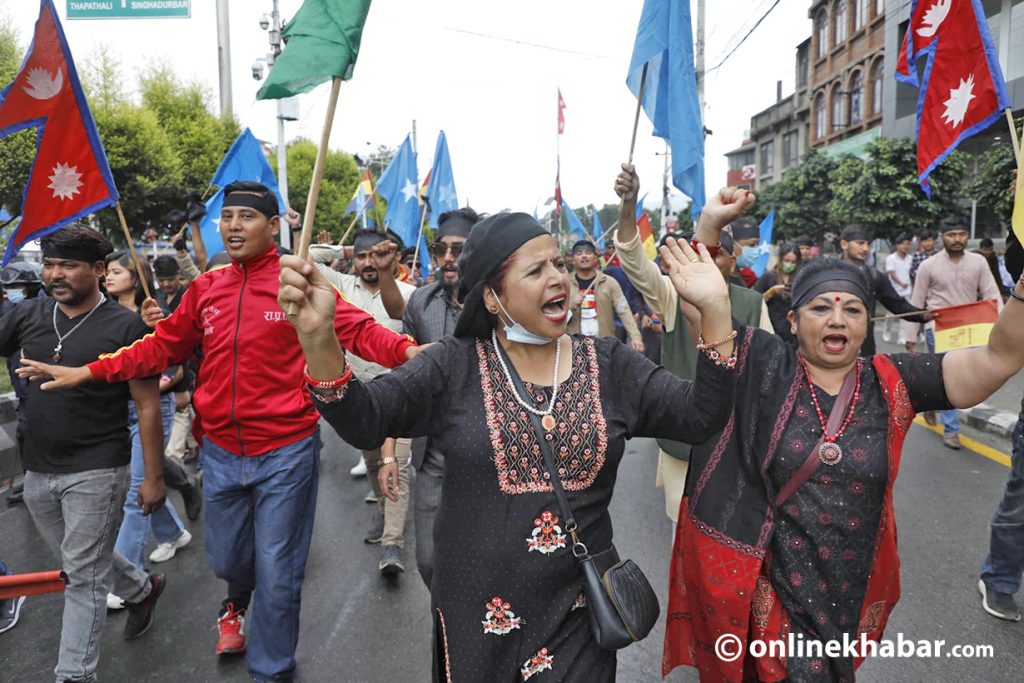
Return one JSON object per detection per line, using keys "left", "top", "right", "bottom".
{"left": 959, "top": 403, "right": 1019, "bottom": 439}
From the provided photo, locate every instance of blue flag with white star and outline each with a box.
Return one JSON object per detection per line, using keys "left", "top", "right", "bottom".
{"left": 376, "top": 134, "right": 419, "bottom": 248}
{"left": 426, "top": 131, "right": 458, "bottom": 229}
{"left": 561, "top": 197, "right": 589, "bottom": 241}
{"left": 752, "top": 209, "right": 774, "bottom": 278}
{"left": 593, "top": 209, "right": 605, "bottom": 250}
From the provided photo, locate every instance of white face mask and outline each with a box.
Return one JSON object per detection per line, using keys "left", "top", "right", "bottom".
{"left": 493, "top": 296, "right": 570, "bottom": 345}
{"left": 4, "top": 288, "right": 26, "bottom": 304}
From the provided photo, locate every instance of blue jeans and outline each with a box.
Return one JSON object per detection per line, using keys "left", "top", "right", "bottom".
{"left": 201, "top": 432, "right": 320, "bottom": 681}
{"left": 925, "top": 329, "right": 960, "bottom": 435}
{"left": 981, "top": 417, "right": 1024, "bottom": 594}
{"left": 114, "top": 394, "right": 183, "bottom": 570}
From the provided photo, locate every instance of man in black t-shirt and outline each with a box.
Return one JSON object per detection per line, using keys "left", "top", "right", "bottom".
{"left": 0, "top": 226, "right": 168, "bottom": 682}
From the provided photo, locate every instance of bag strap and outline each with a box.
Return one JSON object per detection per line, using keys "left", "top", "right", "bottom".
{"left": 494, "top": 340, "right": 589, "bottom": 557}
{"left": 773, "top": 362, "right": 859, "bottom": 508}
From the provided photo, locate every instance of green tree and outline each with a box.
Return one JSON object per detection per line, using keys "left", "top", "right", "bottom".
{"left": 966, "top": 134, "right": 1016, "bottom": 225}
{"left": 750, "top": 149, "right": 840, "bottom": 242}
{"left": 0, "top": 18, "right": 35, "bottom": 217}
{"left": 828, "top": 136, "right": 967, "bottom": 242}
{"left": 278, "top": 138, "right": 359, "bottom": 241}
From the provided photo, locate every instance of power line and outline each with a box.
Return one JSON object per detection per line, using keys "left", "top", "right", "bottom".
{"left": 705, "top": 0, "right": 782, "bottom": 75}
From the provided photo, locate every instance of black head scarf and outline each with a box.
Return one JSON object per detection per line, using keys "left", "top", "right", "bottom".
{"left": 789, "top": 258, "right": 870, "bottom": 310}
{"left": 454, "top": 212, "right": 549, "bottom": 338}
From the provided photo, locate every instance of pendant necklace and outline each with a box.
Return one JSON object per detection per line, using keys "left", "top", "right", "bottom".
{"left": 52, "top": 294, "right": 106, "bottom": 362}
{"left": 492, "top": 329, "right": 562, "bottom": 431}
{"left": 802, "top": 357, "right": 862, "bottom": 466}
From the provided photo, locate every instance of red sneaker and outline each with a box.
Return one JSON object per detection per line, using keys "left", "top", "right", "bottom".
{"left": 215, "top": 603, "right": 246, "bottom": 655}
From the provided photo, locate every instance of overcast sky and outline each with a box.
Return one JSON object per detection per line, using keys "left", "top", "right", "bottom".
{"left": 4, "top": 0, "right": 811, "bottom": 217}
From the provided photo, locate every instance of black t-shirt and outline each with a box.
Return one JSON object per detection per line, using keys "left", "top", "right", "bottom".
{"left": 0, "top": 296, "right": 150, "bottom": 474}
{"left": 575, "top": 275, "right": 596, "bottom": 291}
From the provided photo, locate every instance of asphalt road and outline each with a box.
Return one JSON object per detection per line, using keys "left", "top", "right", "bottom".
{"left": 2, "top": 421, "right": 1021, "bottom": 682}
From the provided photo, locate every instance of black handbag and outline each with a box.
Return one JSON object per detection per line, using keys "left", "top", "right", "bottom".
{"left": 497, "top": 342, "right": 660, "bottom": 650}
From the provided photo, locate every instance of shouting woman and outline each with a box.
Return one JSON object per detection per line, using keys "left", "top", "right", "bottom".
{"left": 663, "top": 189, "right": 1024, "bottom": 682}
{"left": 278, "top": 212, "right": 738, "bottom": 681}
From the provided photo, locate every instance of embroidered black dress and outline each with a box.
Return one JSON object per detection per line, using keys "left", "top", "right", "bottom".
{"left": 314, "top": 334, "right": 736, "bottom": 682}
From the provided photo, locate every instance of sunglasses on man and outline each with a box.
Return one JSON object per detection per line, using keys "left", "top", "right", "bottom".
{"left": 429, "top": 242, "right": 465, "bottom": 259}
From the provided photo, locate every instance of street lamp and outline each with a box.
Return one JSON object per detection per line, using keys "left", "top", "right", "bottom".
{"left": 253, "top": 0, "right": 298, "bottom": 248}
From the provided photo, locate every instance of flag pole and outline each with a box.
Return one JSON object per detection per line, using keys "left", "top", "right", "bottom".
{"left": 114, "top": 203, "right": 153, "bottom": 300}
{"left": 296, "top": 77, "right": 342, "bottom": 260}
{"left": 1006, "top": 109, "right": 1021, "bottom": 167}
{"left": 411, "top": 202, "right": 428, "bottom": 276}
{"left": 627, "top": 63, "right": 649, "bottom": 165}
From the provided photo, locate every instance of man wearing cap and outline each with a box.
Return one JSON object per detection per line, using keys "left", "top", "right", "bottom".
{"left": 152, "top": 255, "right": 186, "bottom": 313}
{"left": 20, "top": 182, "right": 418, "bottom": 683}
{"left": 614, "top": 166, "right": 771, "bottom": 527}
{"left": 730, "top": 217, "right": 761, "bottom": 287}
{"left": 567, "top": 239, "right": 644, "bottom": 350}
{"left": 393, "top": 207, "right": 475, "bottom": 586}
{"left": 905, "top": 215, "right": 1002, "bottom": 450}
{"left": 1, "top": 224, "right": 166, "bottom": 680}
{"left": 839, "top": 223, "right": 930, "bottom": 358}
{"left": 310, "top": 228, "right": 417, "bottom": 576}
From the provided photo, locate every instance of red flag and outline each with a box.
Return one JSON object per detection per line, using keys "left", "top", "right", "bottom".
{"left": 637, "top": 211, "right": 656, "bottom": 260}
{"left": 0, "top": 0, "right": 118, "bottom": 264}
{"left": 557, "top": 88, "right": 566, "bottom": 135}
{"left": 896, "top": 0, "right": 1009, "bottom": 195}
{"left": 932, "top": 299, "right": 999, "bottom": 352}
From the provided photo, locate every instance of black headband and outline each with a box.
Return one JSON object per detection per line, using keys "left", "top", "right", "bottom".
{"left": 42, "top": 244, "right": 111, "bottom": 263}
{"left": 438, "top": 215, "right": 475, "bottom": 239}
{"left": 353, "top": 232, "right": 388, "bottom": 254}
{"left": 223, "top": 191, "right": 278, "bottom": 220}
{"left": 791, "top": 274, "right": 869, "bottom": 310}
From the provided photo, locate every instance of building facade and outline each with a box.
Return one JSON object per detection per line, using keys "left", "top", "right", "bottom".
{"left": 809, "top": 0, "right": 887, "bottom": 155}
{"left": 725, "top": 140, "right": 756, "bottom": 190}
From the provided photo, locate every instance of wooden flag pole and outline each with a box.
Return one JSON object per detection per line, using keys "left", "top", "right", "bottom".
{"left": 296, "top": 77, "right": 343, "bottom": 261}
{"left": 411, "top": 201, "right": 429, "bottom": 276}
{"left": 627, "top": 63, "right": 649, "bottom": 165}
{"left": 1006, "top": 108, "right": 1021, "bottom": 167}
{"left": 114, "top": 203, "right": 153, "bottom": 300}
{"left": 869, "top": 309, "right": 933, "bottom": 323}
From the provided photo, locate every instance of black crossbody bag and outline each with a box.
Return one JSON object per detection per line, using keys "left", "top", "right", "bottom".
{"left": 497, "top": 342, "right": 659, "bottom": 650}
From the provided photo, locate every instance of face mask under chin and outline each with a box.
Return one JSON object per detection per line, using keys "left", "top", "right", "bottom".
{"left": 494, "top": 297, "right": 571, "bottom": 346}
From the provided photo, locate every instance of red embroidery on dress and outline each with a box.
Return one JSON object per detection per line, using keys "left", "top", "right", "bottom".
{"left": 527, "top": 511, "right": 567, "bottom": 554}
{"left": 521, "top": 647, "right": 554, "bottom": 680}
{"left": 751, "top": 575, "right": 774, "bottom": 629}
{"left": 858, "top": 600, "right": 886, "bottom": 634}
{"left": 481, "top": 596, "right": 524, "bottom": 635}
{"left": 435, "top": 608, "right": 453, "bottom": 683}
{"left": 477, "top": 338, "right": 608, "bottom": 495}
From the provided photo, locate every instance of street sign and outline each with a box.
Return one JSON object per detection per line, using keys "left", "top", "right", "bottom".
{"left": 67, "top": 1, "right": 191, "bottom": 20}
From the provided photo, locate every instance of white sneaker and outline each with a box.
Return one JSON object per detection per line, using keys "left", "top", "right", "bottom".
{"left": 107, "top": 592, "right": 126, "bottom": 610}
{"left": 350, "top": 457, "right": 367, "bottom": 478}
{"left": 149, "top": 529, "right": 192, "bottom": 563}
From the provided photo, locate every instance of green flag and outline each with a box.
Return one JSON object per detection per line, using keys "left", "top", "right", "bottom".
{"left": 256, "top": 0, "right": 372, "bottom": 100}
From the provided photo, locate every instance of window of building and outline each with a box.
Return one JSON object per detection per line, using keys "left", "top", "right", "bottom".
{"left": 815, "top": 93, "right": 826, "bottom": 139}
{"left": 760, "top": 141, "right": 775, "bottom": 175}
{"left": 816, "top": 10, "right": 828, "bottom": 58}
{"left": 850, "top": 71, "right": 864, "bottom": 124}
{"left": 870, "top": 60, "right": 884, "bottom": 115}
{"left": 782, "top": 131, "right": 799, "bottom": 168}
{"left": 831, "top": 87, "right": 847, "bottom": 131}
{"left": 854, "top": 0, "right": 867, "bottom": 31}
{"left": 875, "top": 0, "right": 884, "bottom": 17}
{"left": 833, "top": 0, "right": 848, "bottom": 46}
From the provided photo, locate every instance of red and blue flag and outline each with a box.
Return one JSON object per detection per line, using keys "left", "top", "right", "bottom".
{"left": 896, "top": 0, "right": 1009, "bottom": 195}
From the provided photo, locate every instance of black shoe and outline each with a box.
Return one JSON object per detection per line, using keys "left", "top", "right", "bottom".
{"left": 364, "top": 513, "right": 385, "bottom": 544}
{"left": 379, "top": 545, "right": 404, "bottom": 576}
{"left": 181, "top": 479, "right": 202, "bottom": 521}
{"left": 0, "top": 595, "right": 25, "bottom": 634}
{"left": 979, "top": 580, "right": 1021, "bottom": 621}
{"left": 6, "top": 482, "right": 23, "bottom": 506}
{"left": 124, "top": 573, "right": 166, "bottom": 640}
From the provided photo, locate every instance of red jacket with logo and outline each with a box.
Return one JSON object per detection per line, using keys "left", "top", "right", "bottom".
{"left": 88, "top": 244, "right": 415, "bottom": 456}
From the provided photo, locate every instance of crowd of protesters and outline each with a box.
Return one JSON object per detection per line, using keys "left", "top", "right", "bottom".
{"left": 1, "top": 165, "right": 1024, "bottom": 683}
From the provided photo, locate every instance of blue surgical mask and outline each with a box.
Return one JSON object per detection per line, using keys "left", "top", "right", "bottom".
{"left": 494, "top": 297, "right": 571, "bottom": 346}
{"left": 738, "top": 245, "right": 760, "bottom": 268}
{"left": 4, "top": 288, "right": 26, "bottom": 305}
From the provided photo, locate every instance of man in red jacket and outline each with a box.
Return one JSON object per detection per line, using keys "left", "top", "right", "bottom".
{"left": 20, "top": 181, "right": 417, "bottom": 683}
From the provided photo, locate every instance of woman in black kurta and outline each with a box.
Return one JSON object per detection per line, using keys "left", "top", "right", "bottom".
{"left": 277, "top": 212, "right": 739, "bottom": 681}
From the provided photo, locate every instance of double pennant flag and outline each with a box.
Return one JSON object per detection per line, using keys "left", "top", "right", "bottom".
{"left": 896, "top": 0, "right": 1009, "bottom": 196}
{"left": 0, "top": 0, "right": 118, "bottom": 265}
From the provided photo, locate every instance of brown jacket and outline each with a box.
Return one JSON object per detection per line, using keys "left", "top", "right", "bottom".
{"left": 566, "top": 270, "right": 641, "bottom": 341}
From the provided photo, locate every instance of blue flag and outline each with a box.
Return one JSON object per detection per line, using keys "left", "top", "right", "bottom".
{"left": 561, "top": 198, "right": 589, "bottom": 241}
{"left": 752, "top": 209, "right": 774, "bottom": 278}
{"left": 627, "top": 0, "right": 705, "bottom": 219}
{"left": 200, "top": 128, "right": 286, "bottom": 257}
{"left": 635, "top": 192, "right": 648, "bottom": 222}
{"left": 592, "top": 210, "right": 605, "bottom": 250}
{"left": 426, "top": 131, "right": 458, "bottom": 228}
{"left": 376, "top": 134, "right": 420, "bottom": 249}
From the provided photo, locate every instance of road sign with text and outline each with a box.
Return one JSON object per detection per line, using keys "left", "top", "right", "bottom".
{"left": 67, "top": 1, "right": 190, "bottom": 20}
